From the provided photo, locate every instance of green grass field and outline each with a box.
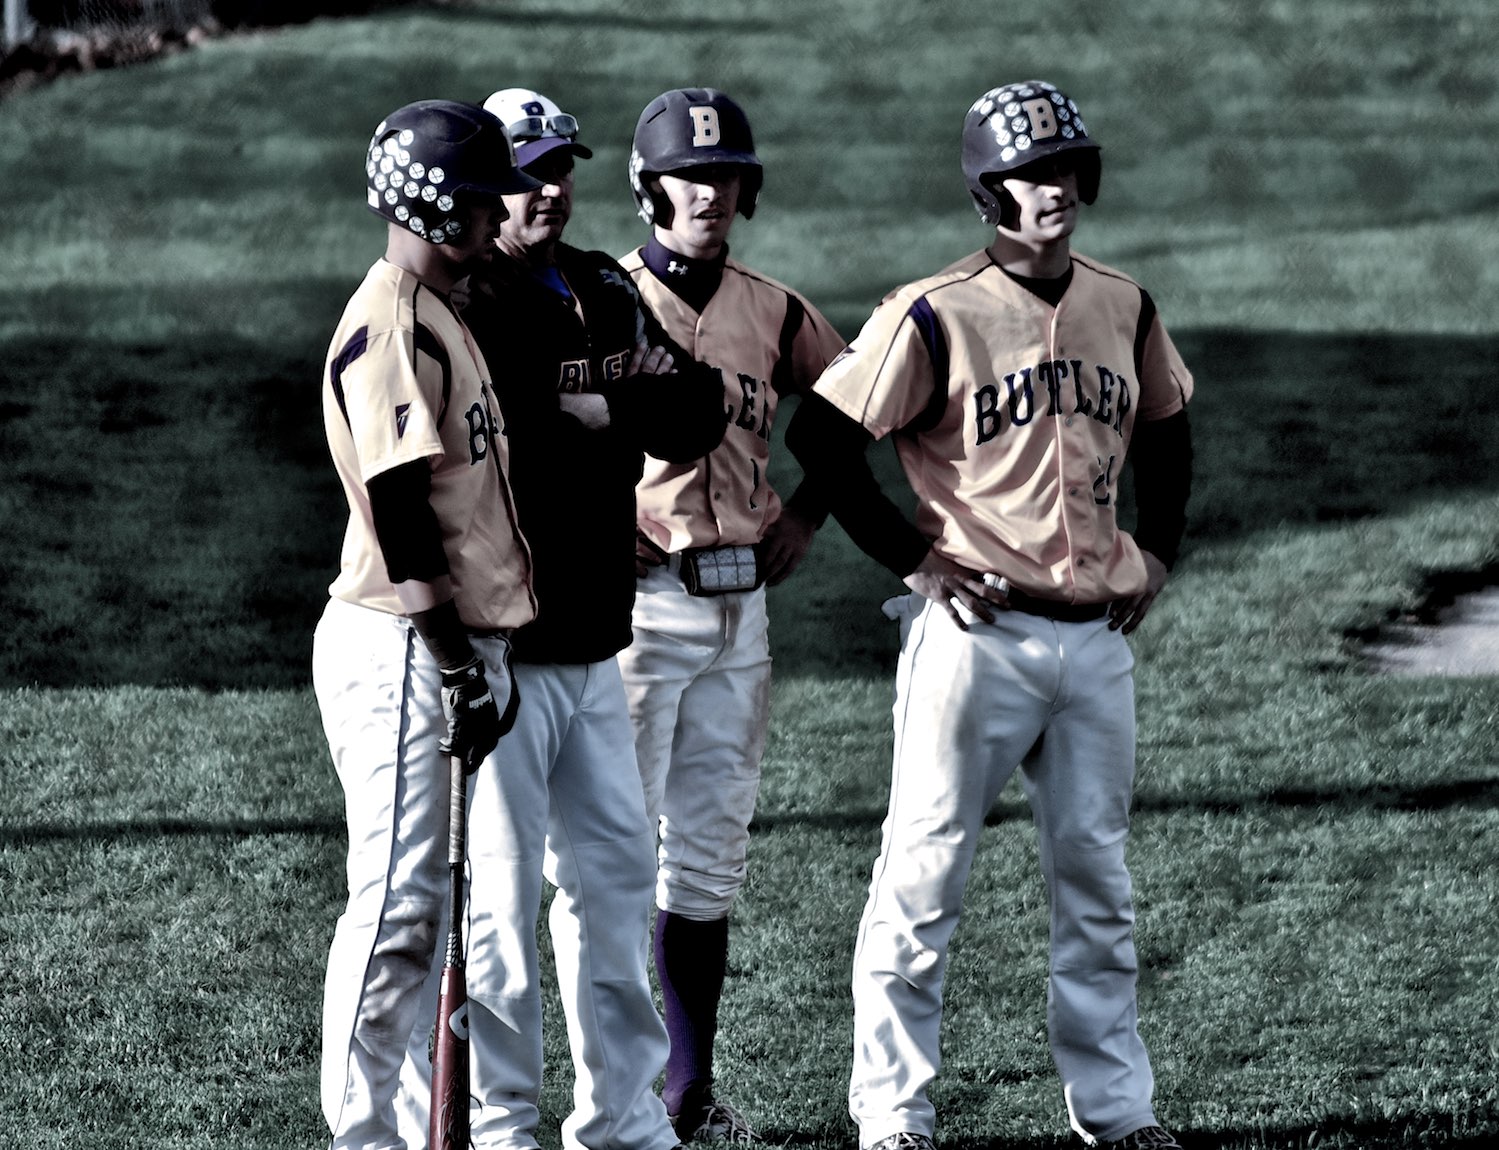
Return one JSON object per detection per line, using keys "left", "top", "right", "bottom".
{"left": 2, "top": 1, "right": 1498, "bottom": 1147}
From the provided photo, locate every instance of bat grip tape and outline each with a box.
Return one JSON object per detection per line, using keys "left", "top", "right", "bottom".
{"left": 444, "top": 754, "right": 468, "bottom": 967}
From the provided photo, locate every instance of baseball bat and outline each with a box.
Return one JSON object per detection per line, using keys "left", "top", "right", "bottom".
{"left": 430, "top": 752, "right": 471, "bottom": 1150}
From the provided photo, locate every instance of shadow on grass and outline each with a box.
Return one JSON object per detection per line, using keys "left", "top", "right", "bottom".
{"left": 0, "top": 330, "right": 344, "bottom": 691}
{"left": 1175, "top": 1117, "right": 1499, "bottom": 1150}
{"left": 11, "top": 774, "right": 1491, "bottom": 848}
{"left": 757, "top": 1110, "right": 1499, "bottom": 1150}
{"left": 748, "top": 775, "right": 1499, "bottom": 833}
{"left": 1169, "top": 329, "right": 1499, "bottom": 544}
{"left": 0, "top": 815, "right": 344, "bottom": 846}
{"left": 3, "top": 327, "right": 1498, "bottom": 689}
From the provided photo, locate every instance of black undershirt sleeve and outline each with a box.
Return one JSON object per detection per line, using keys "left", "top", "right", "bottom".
{"left": 598, "top": 297, "right": 726, "bottom": 464}
{"left": 784, "top": 393, "right": 931, "bottom": 578}
{"left": 367, "top": 460, "right": 478, "bottom": 670}
{"left": 1128, "top": 407, "right": 1193, "bottom": 570}
{"left": 773, "top": 301, "right": 835, "bottom": 528}
{"left": 782, "top": 475, "right": 832, "bottom": 528}
{"left": 366, "top": 460, "right": 449, "bottom": 586}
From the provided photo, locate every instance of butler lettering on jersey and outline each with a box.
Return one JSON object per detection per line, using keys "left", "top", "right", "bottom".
{"left": 973, "top": 357, "right": 1132, "bottom": 445}
{"left": 558, "top": 349, "right": 631, "bottom": 393}
{"left": 725, "top": 369, "right": 773, "bottom": 439}
{"left": 464, "top": 399, "right": 498, "bottom": 464}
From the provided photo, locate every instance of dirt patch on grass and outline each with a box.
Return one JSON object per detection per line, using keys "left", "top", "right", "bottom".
{"left": 1355, "top": 564, "right": 1499, "bottom": 676}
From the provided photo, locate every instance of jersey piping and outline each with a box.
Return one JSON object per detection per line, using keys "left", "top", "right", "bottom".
{"left": 903, "top": 296, "right": 950, "bottom": 435}
{"left": 329, "top": 325, "right": 369, "bottom": 430}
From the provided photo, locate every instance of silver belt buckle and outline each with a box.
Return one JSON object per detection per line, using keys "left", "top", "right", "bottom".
{"left": 682, "top": 545, "right": 759, "bottom": 595}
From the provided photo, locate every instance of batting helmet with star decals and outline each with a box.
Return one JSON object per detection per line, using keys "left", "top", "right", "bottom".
{"left": 629, "top": 88, "right": 763, "bottom": 224}
{"left": 961, "top": 80, "right": 1101, "bottom": 229}
{"left": 365, "top": 100, "right": 540, "bottom": 245}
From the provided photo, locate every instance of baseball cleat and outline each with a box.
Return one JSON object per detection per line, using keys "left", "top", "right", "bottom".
{"left": 866, "top": 1134, "right": 936, "bottom": 1150}
{"left": 1097, "top": 1125, "right": 1182, "bottom": 1150}
{"left": 671, "top": 1096, "right": 758, "bottom": 1144}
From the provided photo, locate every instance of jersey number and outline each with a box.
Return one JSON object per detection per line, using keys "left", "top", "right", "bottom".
{"left": 1093, "top": 454, "right": 1116, "bottom": 506}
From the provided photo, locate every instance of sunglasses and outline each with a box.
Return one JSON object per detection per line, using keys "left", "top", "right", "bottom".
{"left": 505, "top": 113, "right": 580, "bottom": 143}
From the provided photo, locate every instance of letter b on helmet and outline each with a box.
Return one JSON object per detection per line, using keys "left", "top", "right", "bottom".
{"left": 689, "top": 106, "right": 722, "bottom": 147}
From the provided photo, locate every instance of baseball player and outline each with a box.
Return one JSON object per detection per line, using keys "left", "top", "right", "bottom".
{"left": 616, "top": 88, "right": 848, "bottom": 1143}
{"left": 314, "top": 99, "right": 538, "bottom": 1150}
{"left": 395, "top": 88, "right": 726, "bottom": 1150}
{"left": 785, "top": 81, "right": 1193, "bottom": 1150}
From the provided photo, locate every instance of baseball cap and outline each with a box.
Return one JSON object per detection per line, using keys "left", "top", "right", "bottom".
{"left": 482, "top": 87, "right": 595, "bottom": 168}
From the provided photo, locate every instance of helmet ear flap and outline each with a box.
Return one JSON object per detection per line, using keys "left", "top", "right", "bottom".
{"left": 969, "top": 188, "right": 998, "bottom": 226}
{"left": 629, "top": 148, "right": 659, "bottom": 224}
{"left": 979, "top": 175, "right": 1021, "bottom": 231}
{"left": 632, "top": 168, "right": 672, "bottom": 226}
{"left": 647, "top": 181, "right": 673, "bottom": 227}
{"left": 739, "top": 167, "right": 762, "bottom": 220}
{"left": 996, "top": 186, "right": 1021, "bottom": 232}
{"left": 1077, "top": 151, "right": 1102, "bottom": 205}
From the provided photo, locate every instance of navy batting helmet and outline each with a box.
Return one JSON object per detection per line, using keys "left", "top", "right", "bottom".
{"left": 961, "top": 80, "right": 1101, "bottom": 229}
{"left": 629, "top": 88, "right": 763, "bottom": 224}
{"left": 365, "top": 100, "right": 539, "bottom": 245}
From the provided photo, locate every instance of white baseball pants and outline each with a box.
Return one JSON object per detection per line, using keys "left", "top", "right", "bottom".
{"left": 396, "top": 659, "right": 677, "bottom": 1150}
{"left": 850, "top": 594, "right": 1159, "bottom": 1147}
{"left": 617, "top": 568, "right": 772, "bottom": 920}
{"left": 313, "top": 596, "right": 517, "bottom": 1150}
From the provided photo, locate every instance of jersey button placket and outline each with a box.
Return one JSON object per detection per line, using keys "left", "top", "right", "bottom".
{"left": 1050, "top": 316, "right": 1084, "bottom": 600}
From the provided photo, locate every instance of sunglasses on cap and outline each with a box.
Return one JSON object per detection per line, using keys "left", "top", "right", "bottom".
{"left": 505, "top": 113, "right": 580, "bottom": 143}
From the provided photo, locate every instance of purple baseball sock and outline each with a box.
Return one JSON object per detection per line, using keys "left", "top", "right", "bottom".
{"left": 655, "top": 909, "right": 730, "bottom": 1118}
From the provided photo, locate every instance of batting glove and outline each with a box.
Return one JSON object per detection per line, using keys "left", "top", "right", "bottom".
{"left": 439, "top": 657, "right": 502, "bottom": 774}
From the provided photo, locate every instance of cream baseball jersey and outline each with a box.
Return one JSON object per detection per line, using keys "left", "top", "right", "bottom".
{"left": 323, "top": 259, "right": 535, "bottom": 631}
{"left": 813, "top": 250, "right": 1192, "bottom": 603}
{"left": 621, "top": 251, "right": 847, "bottom": 551}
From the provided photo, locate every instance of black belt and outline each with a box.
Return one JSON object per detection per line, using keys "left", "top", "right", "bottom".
{"left": 1002, "top": 587, "right": 1111, "bottom": 623}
